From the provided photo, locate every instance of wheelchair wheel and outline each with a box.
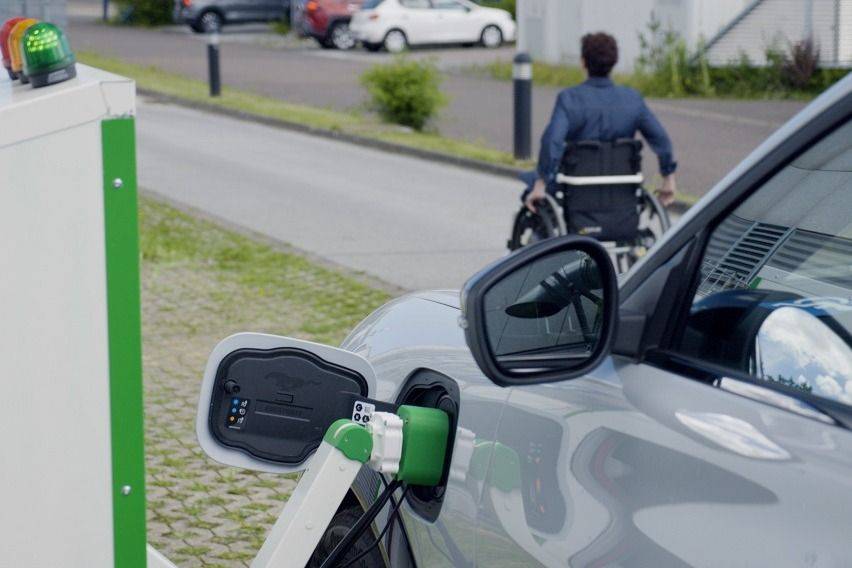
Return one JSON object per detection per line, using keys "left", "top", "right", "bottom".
{"left": 610, "top": 189, "right": 671, "bottom": 273}
{"left": 507, "top": 197, "right": 562, "bottom": 252}
{"left": 638, "top": 188, "right": 671, "bottom": 242}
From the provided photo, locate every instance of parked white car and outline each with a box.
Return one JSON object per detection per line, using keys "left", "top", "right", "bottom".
{"left": 351, "top": 0, "right": 516, "bottom": 53}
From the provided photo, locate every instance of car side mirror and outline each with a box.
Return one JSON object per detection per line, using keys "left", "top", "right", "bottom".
{"left": 196, "top": 333, "right": 386, "bottom": 473}
{"left": 461, "top": 237, "right": 619, "bottom": 387}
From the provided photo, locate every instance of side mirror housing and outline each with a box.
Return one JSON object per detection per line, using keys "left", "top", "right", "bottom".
{"left": 461, "top": 236, "right": 619, "bottom": 387}
{"left": 196, "top": 333, "right": 381, "bottom": 474}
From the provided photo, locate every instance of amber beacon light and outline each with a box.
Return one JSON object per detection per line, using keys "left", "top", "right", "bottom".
{"left": 8, "top": 18, "right": 38, "bottom": 83}
{"left": 22, "top": 22, "right": 76, "bottom": 88}
{"left": 1, "top": 17, "right": 26, "bottom": 79}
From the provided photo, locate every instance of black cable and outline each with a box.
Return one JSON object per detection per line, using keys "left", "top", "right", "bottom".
{"left": 380, "top": 475, "right": 416, "bottom": 567}
{"left": 382, "top": 478, "right": 396, "bottom": 561}
{"left": 339, "top": 485, "right": 410, "bottom": 568}
{"left": 319, "top": 478, "right": 403, "bottom": 568}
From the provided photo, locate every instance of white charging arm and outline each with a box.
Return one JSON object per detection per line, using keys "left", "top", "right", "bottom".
{"left": 251, "top": 421, "right": 372, "bottom": 568}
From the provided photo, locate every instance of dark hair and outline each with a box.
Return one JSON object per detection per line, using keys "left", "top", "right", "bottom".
{"left": 581, "top": 33, "right": 618, "bottom": 77}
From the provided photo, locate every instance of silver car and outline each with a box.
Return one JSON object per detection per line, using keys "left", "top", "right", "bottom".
{"left": 173, "top": 0, "right": 290, "bottom": 33}
{"left": 202, "top": 73, "right": 852, "bottom": 566}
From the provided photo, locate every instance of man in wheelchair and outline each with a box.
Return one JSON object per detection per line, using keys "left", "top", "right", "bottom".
{"left": 513, "top": 32, "right": 678, "bottom": 270}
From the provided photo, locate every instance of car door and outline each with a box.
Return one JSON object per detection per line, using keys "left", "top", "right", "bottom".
{"left": 476, "top": 89, "right": 852, "bottom": 566}
{"left": 429, "top": 0, "right": 473, "bottom": 43}
{"left": 260, "top": 0, "right": 288, "bottom": 20}
{"left": 394, "top": 0, "right": 435, "bottom": 45}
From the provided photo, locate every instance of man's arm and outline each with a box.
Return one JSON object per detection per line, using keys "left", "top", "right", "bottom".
{"left": 527, "top": 95, "right": 572, "bottom": 212}
{"left": 537, "top": 95, "right": 572, "bottom": 184}
{"left": 638, "top": 99, "right": 677, "bottom": 206}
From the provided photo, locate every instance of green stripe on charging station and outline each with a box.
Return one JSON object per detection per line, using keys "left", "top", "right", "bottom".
{"left": 102, "top": 118, "right": 147, "bottom": 568}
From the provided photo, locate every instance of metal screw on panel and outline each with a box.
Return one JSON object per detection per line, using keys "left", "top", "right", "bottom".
{"left": 113, "top": 178, "right": 124, "bottom": 189}
{"left": 121, "top": 485, "right": 132, "bottom": 496}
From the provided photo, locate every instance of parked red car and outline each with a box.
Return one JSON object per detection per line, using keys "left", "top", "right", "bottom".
{"left": 302, "top": 0, "right": 364, "bottom": 50}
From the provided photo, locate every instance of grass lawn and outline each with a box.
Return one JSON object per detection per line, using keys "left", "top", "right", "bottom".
{"left": 139, "top": 195, "right": 391, "bottom": 566}
{"left": 78, "top": 51, "right": 530, "bottom": 170}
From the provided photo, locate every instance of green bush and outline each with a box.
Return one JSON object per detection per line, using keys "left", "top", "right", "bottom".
{"left": 361, "top": 58, "right": 447, "bottom": 131}
{"left": 115, "top": 0, "right": 172, "bottom": 26}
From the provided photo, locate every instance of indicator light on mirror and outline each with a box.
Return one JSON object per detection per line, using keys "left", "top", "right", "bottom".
{"left": 8, "top": 18, "right": 37, "bottom": 83}
{"left": 1, "top": 17, "right": 26, "bottom": 79}
{"left": 22, "top": 22, "right": 76, "bottom": 88}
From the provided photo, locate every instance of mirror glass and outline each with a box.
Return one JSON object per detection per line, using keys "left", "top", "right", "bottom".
{"left": 483, "top": 250, "right": 605, "bottom": 374}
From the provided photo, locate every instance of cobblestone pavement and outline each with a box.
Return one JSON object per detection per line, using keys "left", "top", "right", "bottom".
{"left": 139, "top": 196, "right": 391, "bottom": 566}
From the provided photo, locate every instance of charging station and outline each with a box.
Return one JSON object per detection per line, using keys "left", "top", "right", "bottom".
{"left": 0, "top": 64, "right": 172, "bottom": 568}
{"left": 1, "top": 60, "right": 454, "bottom": 568}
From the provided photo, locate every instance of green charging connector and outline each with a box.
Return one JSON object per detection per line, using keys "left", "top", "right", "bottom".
{"left": 395, "top": 405, "right": 449, "bottom": 486}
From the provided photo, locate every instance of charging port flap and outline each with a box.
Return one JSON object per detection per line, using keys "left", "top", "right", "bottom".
{"left": 196, "top": 333, "right": 380, "bottom": 474}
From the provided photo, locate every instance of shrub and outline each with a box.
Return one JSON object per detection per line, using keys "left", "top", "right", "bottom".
{"left": 783, "top": 38, "right": 819, "bottom": 89}
{"left": 361, "top": 58, "right": 447, "bottom": 131}
{"left": 115, "top": 0, "right": 172, "bottom": 26}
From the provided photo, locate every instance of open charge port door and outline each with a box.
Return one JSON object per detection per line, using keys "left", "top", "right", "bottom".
{"left": 196, "top": 333, "right": 390, "bottom": 474}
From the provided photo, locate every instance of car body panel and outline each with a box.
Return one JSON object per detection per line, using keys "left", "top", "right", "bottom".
{"left": 342, "top": 294, "right": 511, "bottom": 566}
{"left": 173, "top": 0, "right": 290, "bottom": 26}
{"left": 476, "top": 360, "right": 852, "bottom": 567}
{"left": 302, "top": 0, "right": 364, "bottom": 43}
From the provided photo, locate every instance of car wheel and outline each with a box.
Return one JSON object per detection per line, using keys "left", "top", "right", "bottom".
{"left": 481, "top": 25, "right": 503, "bottom": 48}
{"left": 330, "top": 22, "right": 356, "bottom": 50}
{"left": 383, "top": 29, "right": 407, "bottom": 53}
{"left": 307, "top": 506, "right": 388, "bottom": 567}
{"left": 199, "top": 10, "right": 223, "bottom": 33}
{"left": 189, "top": 22, "right": 205, "bottom": 34}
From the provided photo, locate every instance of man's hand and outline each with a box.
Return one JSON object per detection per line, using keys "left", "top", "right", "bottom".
{"left": 525, "top": 179, "right": 547, "bottom": 213}
{"left": 656, "top": 174, "right": 677, "bottom": 208}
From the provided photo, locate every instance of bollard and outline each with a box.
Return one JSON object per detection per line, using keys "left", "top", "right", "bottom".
{"left": 513, "top": 52, "right": 533, "bottom": 160}
{"left": 102, "top": 0, "right": 109, "bottom": 21}
{"left": 207, "top": 32, "right": 221, "bottom": 97}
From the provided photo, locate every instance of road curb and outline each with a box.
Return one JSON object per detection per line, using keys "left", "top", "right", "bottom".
{"left": 139, "top": 88, "right": 694, "bottom": 211}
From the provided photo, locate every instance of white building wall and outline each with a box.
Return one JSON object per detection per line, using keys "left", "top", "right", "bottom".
{"left": 707, "top": 0, "right": 852, "bottom": 66}
{"left": 518, "top": 0, "right": 751, "bottom": 71}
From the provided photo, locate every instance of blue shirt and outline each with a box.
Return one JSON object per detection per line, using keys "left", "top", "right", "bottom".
{"left": 534, "top": 77, "right": 677, "bottom": 184}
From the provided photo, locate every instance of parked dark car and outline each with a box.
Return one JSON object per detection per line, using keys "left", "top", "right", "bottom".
{"left": 174, "top": 0, "right": 291, "bottom": 33}
{"left": 302, "top": 0, "right": 364, "bottom": 50}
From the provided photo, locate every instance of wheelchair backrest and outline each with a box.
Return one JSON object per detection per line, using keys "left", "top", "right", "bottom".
{"left": 560, "top": 139, "right": 642, "bottom": 177}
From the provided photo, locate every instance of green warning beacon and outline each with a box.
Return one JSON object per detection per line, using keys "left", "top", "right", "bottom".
{"left": 22, "top": 22, "right": 76, "bottom": 88}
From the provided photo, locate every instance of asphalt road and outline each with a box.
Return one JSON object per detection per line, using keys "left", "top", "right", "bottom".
{"left": 67, "top": 10, "right": 808, "bottom": 199}
{"left": 137, "top": 99, "right": 520, "bottom": 291}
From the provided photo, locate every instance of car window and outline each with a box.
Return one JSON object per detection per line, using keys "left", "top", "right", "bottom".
{"left": 362, "top": 0, "right": 385, "bottom": 8}
{"left": 676, "top": 117, "right": 852, "bottom": 407}
{"left": 431, "top": 0, "right": 467, "bottom": 10}
{"left": 400, "top": 0, "right": 430, "bottom": 7}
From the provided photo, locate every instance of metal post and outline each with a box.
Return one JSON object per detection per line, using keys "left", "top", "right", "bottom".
{"left": 103, "top": 0, "right": 109, "bottom": 21}
{"left": 207, "top": 32, "right": 221, "bottom": 97}
{"left": 513, "top": 52, "right": 533, "bottom": 161}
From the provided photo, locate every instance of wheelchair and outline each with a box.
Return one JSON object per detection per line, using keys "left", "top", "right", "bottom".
{"left": 508, "top": 139, "right": 671, "bottom": 273}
